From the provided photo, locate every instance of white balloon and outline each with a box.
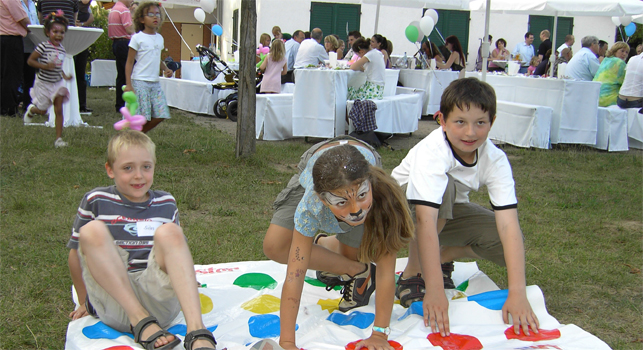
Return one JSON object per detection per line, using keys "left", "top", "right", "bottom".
{"left": 194, "top": 8, "right": 206, "bottom": 24}
{"left": 611, "top": 16, "right": 621, "bottom": 27}
{"left": 410, "top": 20, "right": 425, "bottom": 41}
{"left": 425, "top": 9, "right": 439, "bottom": 25}
{"left": 619, "top": 15, "right": 632, "bottom": 27}
{"left": 200, "top": 0, "right": 215, "bottom": 14}
{"left": 419, "top": 16, "right": 435, "bottom": 37}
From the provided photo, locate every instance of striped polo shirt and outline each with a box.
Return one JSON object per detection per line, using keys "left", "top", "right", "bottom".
{"left": 107, "top": 1, "right": 131, "bottom": 39}
{"left": 37, "top": 0, "right": 77, "bottom": 25}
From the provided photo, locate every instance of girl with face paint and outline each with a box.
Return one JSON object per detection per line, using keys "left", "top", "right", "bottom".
{"left": 263, "top": 137, "right": 414, "bottom": 350}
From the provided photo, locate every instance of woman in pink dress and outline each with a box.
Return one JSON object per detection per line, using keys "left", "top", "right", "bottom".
{"left": 259, "top": 39, "right": 287, "bottom": 93}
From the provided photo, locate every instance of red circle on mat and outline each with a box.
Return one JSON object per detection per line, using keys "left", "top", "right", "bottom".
{"left": 427, "top": 333, "right": 483, "bottom": 350}
{"left": 345, "top": 339, "right": 403, "bottom": 350}
{"left": 504, "top": 326, "right": 561, "bottom": 341}
{"left": 102, "top": 346, "right": 134, "bottom": 350}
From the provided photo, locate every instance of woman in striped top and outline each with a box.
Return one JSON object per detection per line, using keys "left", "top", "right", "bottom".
{"left": 24, "top": 10, "right": 72, "bottom": 148}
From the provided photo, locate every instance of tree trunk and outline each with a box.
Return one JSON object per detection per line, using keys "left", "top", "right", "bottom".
{"left": 235, "top": 0, "right": 256, "bottom": 158}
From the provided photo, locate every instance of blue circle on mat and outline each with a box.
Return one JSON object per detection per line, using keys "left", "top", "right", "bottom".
{"left": 248, "top": 314, "right": 297, "bottom": 338}
{"left": 82, "top": 321, "right": 133, "bottom": 340}
{"left": 467, "top": 289, "right": 509, "bottom": 310}
{"left": 398, "top": 301, "right": 424, "bottom": 321}
{"left": 327, "top": 310, "right": 374, "bottom": 329}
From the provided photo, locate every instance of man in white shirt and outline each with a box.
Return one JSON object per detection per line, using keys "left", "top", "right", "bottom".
{"left": 294, "top": 28, "right": 328, "bottom": 69}
{"left": 617, "top": 52, "right": 643, "bottom": 109}
{"left": 283, "top": 29, "right": 304, "bottom": 83}
{"left": 556, "top": 34, "right": 575, "bottom": 55}
{"left": 511, "top": 32, "right": 534, "bottom": 74}
{"left": 564, "top": 35, "right": 600, "bottom": 81}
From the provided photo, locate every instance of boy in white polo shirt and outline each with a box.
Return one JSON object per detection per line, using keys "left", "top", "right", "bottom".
{"left": 392, "top": 78, "right": 540, "bottom": 338}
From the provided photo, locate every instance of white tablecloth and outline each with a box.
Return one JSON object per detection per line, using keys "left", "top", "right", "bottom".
{"left": 159, "top": 77, "right": 232, "bottom": 116}
{"left": 28, "top": 25, "right": 103, "bottom": 127}
{"left": 593, "top": 106, "right": 629, "bottom": 152}
{"left": 256, "top": 94, "right": 294, "bottom": 140}
{"left": 625, "top": 108, "right": 643, "bottom": 149}
{"left": 347, "top": 87, "right": 423, "bottom": 134}
{"left": 492, "top": 101, "right": 552, "bottom": 149}
{"left": 398, "top": 69, "right": 459, "bottom": 115}
{"left": 90, "top": 59, "right": 117, "bottom": 87}
{"left": 467, "top": 73, "right": 601, "bottom": 146}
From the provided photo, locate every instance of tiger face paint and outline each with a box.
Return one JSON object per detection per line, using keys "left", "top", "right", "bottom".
{"left": 319, "top": 180, "right": 372, "bottom": 226}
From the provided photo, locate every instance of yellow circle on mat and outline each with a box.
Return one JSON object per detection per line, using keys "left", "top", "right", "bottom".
{"left": 200, "top": 293, "right": 214, "bottom": 314}
{"left": 317, "top": 298, "right": 341, "bottom": 313}
{"left": 241, "top": 295, "right": 281, "bottom": 314}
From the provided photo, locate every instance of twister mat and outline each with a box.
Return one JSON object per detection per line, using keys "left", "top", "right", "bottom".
{"left": 65, "top": 259, "right": 611, "bottom": 350}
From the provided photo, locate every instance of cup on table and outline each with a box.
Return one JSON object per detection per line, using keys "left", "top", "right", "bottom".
{"left": 329, "top": 51, "right": 338, "bottom": 68}
{"left": 430, "top": 58, "right": 436, "bottom": 70}
{"left": 558, "top": 63, "right": 567, "bottom": 79}
{"left": 507, "top": 61, "right": 520, "bottom": 76}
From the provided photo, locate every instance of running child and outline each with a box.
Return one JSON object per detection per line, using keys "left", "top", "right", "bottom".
{"left": 263, "top": 136, "right": 414, "bottom": 350}
{"left": 392, "top": 77, "right": 540, "bottom": 337}
{"left": 23, "top": 10, "right": 73, "bottom": 148}
{"left": 124, "top": 2, "right": 172, "bottom": 133}
{"left": 67, "top": 130, "right": 216, "bottom": 350}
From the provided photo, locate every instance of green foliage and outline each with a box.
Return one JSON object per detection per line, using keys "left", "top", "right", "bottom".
{"left": 88, "top": 6, "right": 115, "bottom": 61}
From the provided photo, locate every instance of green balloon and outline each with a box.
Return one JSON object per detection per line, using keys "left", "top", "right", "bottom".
{"left": 128, "top": 102, "right": 138, "bottom": 115}
{"left": 122, "top": 91, "right": 137, "bottom": 104}
{"left": 405, "top": 25, "right": 419, "bottom": 43}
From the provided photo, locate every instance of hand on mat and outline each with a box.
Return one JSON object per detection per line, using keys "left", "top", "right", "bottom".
{"left": 503, "top": 291, "right": 540, "bottom": 336}
{"left": 354, "top": 333, "right": 394, "bottom": 350}
{"left": 69, "top": 304, "right": 89, "bottom": 320}
{"left": 423, "top": 287, "right": 450, "bottom": 337}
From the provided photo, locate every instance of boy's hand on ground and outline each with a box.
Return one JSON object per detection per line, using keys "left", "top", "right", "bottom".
{"left": 503, "top": 292, "right": 540, "bottom": 336}
{"left": 423, "top": 289, "right": 450, "bottom": 337}
{"left": 69, "top": 304, "right": 89, "bottom": 320}
{"left": 355, "top": 332, "right": 394, "bottom": 350}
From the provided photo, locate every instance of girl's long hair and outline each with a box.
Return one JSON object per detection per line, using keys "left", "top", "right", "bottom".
{"left": 445, "top": 35, "right": 466, "bottom": 66}
{"left": 312, "top": 145, "right": 414, "bottom": 263}
{"left": 269, "top": 39, "right": 285, "bottom": 62}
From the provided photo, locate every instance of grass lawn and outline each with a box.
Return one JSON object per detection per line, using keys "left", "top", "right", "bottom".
{"left": 1, "top": 87, "right": 641, "bottom": 349}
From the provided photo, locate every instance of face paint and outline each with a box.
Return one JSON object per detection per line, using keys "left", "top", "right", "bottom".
{"left": 320, "top": 180, "right": 372, "bottom": 226}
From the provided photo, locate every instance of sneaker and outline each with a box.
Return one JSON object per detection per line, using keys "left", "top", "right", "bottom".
{"left": 23, "top": 104, "right": 36, "bottom": 124}
{"left": 54, "top": 138, "right": 68, "bottom": 148}
{"left": 338, "top": 263, "right": 376, "bottom": 312}
{"left": 316, "top": 270, "right": 348, "bottom": 291}
{"left": 395, "top": 273, "right": 425, "bottom": 308}
{"left": 442, "top": 262, "right": 455, "bottom": 289}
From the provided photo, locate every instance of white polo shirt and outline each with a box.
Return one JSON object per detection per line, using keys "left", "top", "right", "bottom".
{"left": 392, "top": 129, "right": 517, "bottom": 210}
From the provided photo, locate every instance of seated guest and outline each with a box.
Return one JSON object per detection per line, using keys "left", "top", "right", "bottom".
{"left": 348, "top": 38, "right": 386, "bottom": 100}
{"left": 637, "top": 44, "right": 642, "bottom": 56}
{"left": 386, "top": 39, "right": 393, "bottom": 58}
{"left": 594, "top": 42, "right": 629, "bottom": 107}
{"left": 370, "top": 34, "right": 390, "bottom": 68}
{"left": 616, "top": 51, "right": 642, "bottom": 109}
{"left": 324, "top": 35, "right": 341, "bottom": 59}
{"left": 345, "top": 30, "right": 361, "bottom": 60}
{"left": 475, "top": 35, "right": 492, "bottom": 71}
{"left": 533, "top": 49, "right": 551, "bottom": 76}
{"left": 436, "top": 35, "right": 466, "bottom": 71}
{"left": 556, "top": 34, "right": 575, "bottom": 55}
{"left": 565, "top": 35, "right": 600, "bottom": 81}
{"left": 283, "top": 29, "right": 304, "bottom": 83}
{"left": 304, "top": 31, "right": 310, "bottom": 39}
{"left": 438, "top": 44, "right": 451, "bottom": 63}
{"left": 537, "top": 30, "right": 552, "bottom": 61}
{"left": 512, "top": 32, "right": 535, "bottom": 74}
{"left": 489, "top": 38, "right": 510, "bottom": 71}
{"left": 337, "top": 39, "right": 345, "bottom": 59}
{"left": 418, "top": 40, "right": 444, "bottom": 67}
{"left": 553, "top": 47, "right": 572, "bottom": 78}
{"left": 597, "top": 40, "right": 608, "bottom": 62}
{"left": 527, "top": 56, "right": 541, "bottom": 75}
{"left": 294, "top": 28, "right": 328, "bottom": 68}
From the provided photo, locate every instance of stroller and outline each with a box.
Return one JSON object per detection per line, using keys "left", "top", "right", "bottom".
{"left": 195, "top": 44, "right": 261, "bottom": 122}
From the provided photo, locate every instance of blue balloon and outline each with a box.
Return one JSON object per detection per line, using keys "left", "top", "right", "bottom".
{"left": 211, "top": 24, "right": 223, "bottom": 36}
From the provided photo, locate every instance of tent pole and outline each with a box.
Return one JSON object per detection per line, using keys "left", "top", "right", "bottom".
{"left": 549, "top": 12, "right": 558, "bottom": 77}
{"left": 374, "top": 0, "right": 381, "bottom": 34}
{"left": 481, "top": 0, "right": 491, "bottom": 81}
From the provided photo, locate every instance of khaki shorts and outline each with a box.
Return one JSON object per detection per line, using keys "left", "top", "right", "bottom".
{"left": 270, "top": 136, "right": 382, "bottom": 249}
{"left": 409, "top": 175, "right": 511, "bottom": 266}
{"left": 78, "top": 245, "right": 180, "bottom": 332}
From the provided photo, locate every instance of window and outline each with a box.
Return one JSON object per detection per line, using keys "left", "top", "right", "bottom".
{"left": 529, "top": 15, "right": 574, "bottom": 53}
{"left": 232, "top": 9, "right": 239, "bottom": 53}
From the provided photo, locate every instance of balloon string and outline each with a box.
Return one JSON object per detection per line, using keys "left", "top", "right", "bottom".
{"left": 162, "top": 6, "right": 195, "bottom": 57}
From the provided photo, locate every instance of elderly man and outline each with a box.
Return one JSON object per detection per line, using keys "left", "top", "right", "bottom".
{"left": 344, "top": 30, "right": 361, "bottom": 60}
{"left": 537, "top": 30, "right": 552, "bottom": 61}
{"left": 556, "top": 34, "right": 575, "bottom": 55}
{"left": 617, "top": 51, "right": 643, "bottom": 109}
{"left": 512, "top": 32, "right": 534, "bottom": 74}
{"left": 565, "top": 35, "right": 600, "bottom": 81}
{"left": 108, "top": 0, "right": 134, "bottom": 111}
{"left": 293, "top": 28, "right": 328, "bottom": 69}
{"left": 283, "top": 29, "right": 304, "bottom": 83}
{"left": 1, "top": 0, "right": 29, "bottom": 116}
{"left": 553, "top": 47, "right": 572, "bottom": 78}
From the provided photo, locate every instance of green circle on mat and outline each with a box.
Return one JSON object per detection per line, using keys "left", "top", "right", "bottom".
{"left": 304, "top": 276, "right": 342, "bottom": 291}
{"left": 233, "top": 273, "right": 278, "bottom": 290}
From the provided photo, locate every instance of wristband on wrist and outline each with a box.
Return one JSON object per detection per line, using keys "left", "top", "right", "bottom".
{"left": 372, "top": 326, "right": 391, "bottom": 335}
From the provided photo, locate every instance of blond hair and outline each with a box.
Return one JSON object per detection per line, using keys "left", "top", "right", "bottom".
{"left": 324, "top": 35, "right": 339, "bottom": 51}
{"left": 269, "top": 39, "right": 285, "bottom": 62}
{"left": 107, "top": 130, "right": 156, "bottom": 167}
{"left": 606, "top": 41, "right": 630, "bottom": 58}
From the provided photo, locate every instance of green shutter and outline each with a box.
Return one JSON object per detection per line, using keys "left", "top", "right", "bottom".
{"left": 555, "top": 17, "right": 574, "bottom": 48}
{"left": 310, "top": 3, "right": 334, "bottom": 37}
{"left": 529, "top": 15, "right": 573, "bottom": 51}
{"left": 310, "top": 2, "right": 361, "bottom": 56}
{"left": 232, "top": 9, "right": 239, "bottom": 52}
{"left": 426, "top": 9, "right": 470, "bottom": 57}
{"left": 335, "top": 4, "right": 361, "bottom": 43}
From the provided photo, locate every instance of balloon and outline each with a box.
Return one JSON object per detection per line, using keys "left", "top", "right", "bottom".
{"left": 419, "top": 16, "right": 435, "bottom": 36}
{"left": 410, "top": 20, "right": 425, "bottom": 41}
{"left": 425, "top": 9, "right": 439, "bottom": 25}
{"left": 405, "top": 25, "right": 419, "bottom": 43}
{"left": 625, "top": 22, "right": 636, "bottom": 36}
{"left": 200, "top": 0, "right": 215, "bottom": 13}
{"left": 611, "top": 16, "right": 621, "bottom": 27}
{"left": 211, "top": 24, "right": 223, "bottom": 36}
{"left": 114, "top": 107, "right": 146, "bottom": 131}
{"left": 619, "top": 15, "right": 632, "bottom": 27}
{"left": 194, "top": 8, "right": 206, "bottom": 24}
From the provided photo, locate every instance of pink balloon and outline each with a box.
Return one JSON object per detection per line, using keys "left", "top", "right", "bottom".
{"left": 261, "top": 46, "right": 270, "bottom": 54}
{"left": 114, "top": 107, "right": 147, "bottom": 131}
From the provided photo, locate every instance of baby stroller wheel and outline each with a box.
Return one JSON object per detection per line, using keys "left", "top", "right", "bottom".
{"left": 214, "top": 99, "right": 227, "bottom": 119}
{"left": 226, "top": 100, "right": 238, "bottom": 122}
